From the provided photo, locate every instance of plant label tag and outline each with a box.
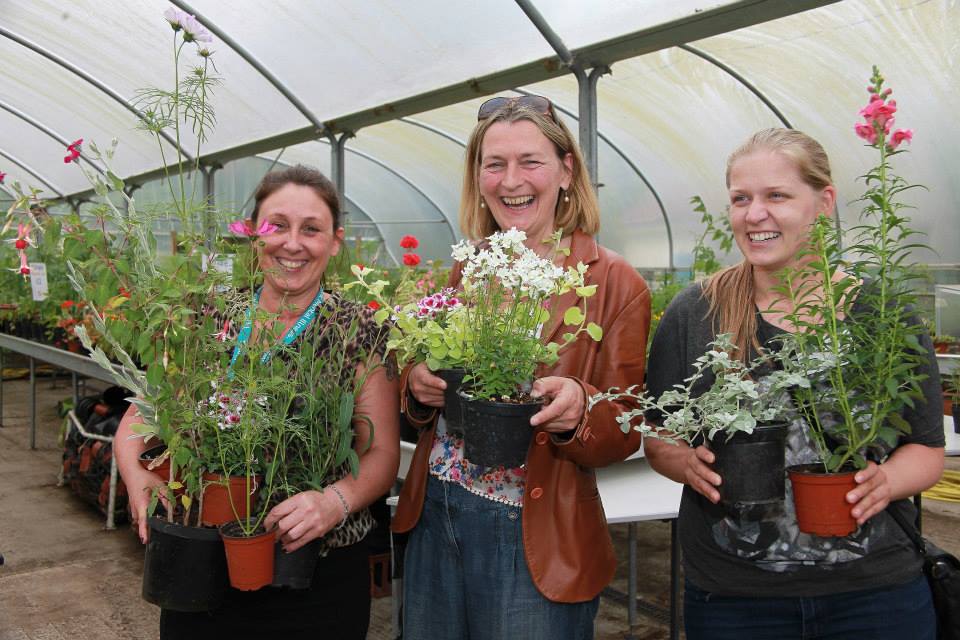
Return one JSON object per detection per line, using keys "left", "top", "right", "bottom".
{"left": 29, "top": 262, "right": 48, "bottom": 301}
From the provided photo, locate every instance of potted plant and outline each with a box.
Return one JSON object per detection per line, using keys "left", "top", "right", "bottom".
{"left": 770, "top": 67, "right": 929, "bottom": 536}
{"left": 593, "top": 333, "right": 796, "bottom": 506}
{"left": 446, "top": 229, "right": 601, "bottom": 468}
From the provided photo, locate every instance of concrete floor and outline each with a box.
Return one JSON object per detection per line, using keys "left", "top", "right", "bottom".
{"left": 1, "top": 374, "right": 957, "bottom": 640}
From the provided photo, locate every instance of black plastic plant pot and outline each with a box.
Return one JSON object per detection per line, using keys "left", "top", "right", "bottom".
{"left": 271, "top": 538, "right": 323, "bottom": 589}
{"left": 709, "top": 420, "right": 788, "bottom": 507}
{"left": 142, "top": 517, "right": 228, "bottom": 612}
{"left": 459, "top": 393, "right": 542, "bottom": 469}
{"left": 437, "top": 368, "right": 468, "bottom": 437}
{"left": 953, "top": 406, "right": 959, "bottom": 434}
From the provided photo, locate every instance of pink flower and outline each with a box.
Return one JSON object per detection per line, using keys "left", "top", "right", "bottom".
{"left": 399, "top": 235, "right": 419, "bottom": 249}
{"left": 212, "top": 318, "right": 232, "bottom": 342}
{"left": 854, "top": 122, "right": 877, "bottom": 144}
{"left": 63, "top": 138, "right": 82, "bottom": 164}
{"left": 0, "top": 172, "right": 5, "bottom": 183}
{"left": 163, "top": 8, "right": 212, "bottom": 43}
{"left": 860, "top": 98, "right": 897, "bottom": 130}
{"left": 227, "top": 219, "right": 278, "bottom": 237}
{"left": 889, "top": 128, "right": 914, "bottom": 150}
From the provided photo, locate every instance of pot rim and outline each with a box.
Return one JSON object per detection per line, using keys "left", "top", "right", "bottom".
{"left": 786, "top": 463, "right": 858, "bottom": 477}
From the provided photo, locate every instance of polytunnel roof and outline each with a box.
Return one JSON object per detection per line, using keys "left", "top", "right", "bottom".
{"left": 2, "top": 0, "right": 958, "bottom": 268}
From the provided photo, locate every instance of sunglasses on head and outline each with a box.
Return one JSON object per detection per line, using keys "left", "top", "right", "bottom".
{"left": 477, "top": 95, "right": 556, "bottom": 121}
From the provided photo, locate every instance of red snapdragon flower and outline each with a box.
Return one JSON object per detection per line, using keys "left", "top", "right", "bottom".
{"left": 889, "top": 128, "right": 914, "bottom": 150}
{"left": 399, "top": 235, "right": 419, "bottom": 249}
{"left": 402, "top": 253, "right": 421, "bottom": 267}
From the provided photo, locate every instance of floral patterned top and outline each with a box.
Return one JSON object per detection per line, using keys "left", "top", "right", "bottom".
{"left": 429, "top": 416, "right": 526, "bottom": 506}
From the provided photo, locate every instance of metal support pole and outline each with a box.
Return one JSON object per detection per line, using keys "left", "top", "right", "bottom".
{"left": 106, "top": 449, "right": 118, "bottom": 530}
{"left": 670, "top": 519, "right": 680, "bottom": 640}
{"left": 627, "top": 522, "right": 638, "bottom": 639}
{"left": 29, "top": 357, "right": 36, "bottom": 449}
{"left": 329, "top": 131, "right": 353, "bottom": 201}
{"left": 575, "top": 65, "right": 610, "bottom": 192}
{"left": 72, "top": 372, "right": 79, "bottom": 410}
{"left": 202, "top": 165, "right": 220, "bottom": 248}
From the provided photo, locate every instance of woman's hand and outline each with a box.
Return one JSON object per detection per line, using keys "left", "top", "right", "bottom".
{"left": 264, "top": 488, "right": 345, "bottom": 552}
{"left": 847, "top": 461, "right": 891, "bottom": 525}
{"left": 684, "top": 446, "right": 722, "bottom": 504}
{"left": 408, "top": 362, "right": 446, "bottom": 407}
{"left": 126, "top": 467, "right": 169, "bottom": 544}
{"left": 529, "top": 376, "right": 586, "bottom": 433}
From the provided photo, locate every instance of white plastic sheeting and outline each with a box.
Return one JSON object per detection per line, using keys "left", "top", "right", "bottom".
{"left": 1, "top": 0, "right": 957, "bottom": 267}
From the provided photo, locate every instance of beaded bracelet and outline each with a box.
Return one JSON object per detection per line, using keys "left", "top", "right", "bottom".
{"left": 329, "top": 485, "right": 350, "bottom": 529}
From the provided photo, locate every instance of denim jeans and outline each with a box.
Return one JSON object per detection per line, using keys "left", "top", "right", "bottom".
{"left": 402, "top": 475, "right": 599, "bottom": 640}
{"left": 684, "top": 574, "right": 935, "bottom": 640}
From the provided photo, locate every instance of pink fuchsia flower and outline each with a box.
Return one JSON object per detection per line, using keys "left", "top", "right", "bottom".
{"left": 0, "top": 171, "right": 5, "bottom": 183}
{"left": 854, "top": 122, "right": 877, "bottom": 145}
{"left": 399, "top": 235, "right": 419, "bottom": 249}
{"left": 403, "top": 253, "right": 421, "bottom": 267}
{"left": 889, "top": 128, "right": 914, "bottom": 150}
{"left": 212, "top": 318, "right": 232, "bottom": 342}
{"left": 227, "top": 219, "right": 278, "bottom": 237}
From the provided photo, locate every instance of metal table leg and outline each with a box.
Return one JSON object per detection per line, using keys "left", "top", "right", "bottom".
{"left": 106, "top": 450, "right": 118, "bottom": 530}
{"left": 670, "top": 518, "right": 680, "bottom": 640}
{"left": 72, "top": 372, "right": 79, "bottom": 410}
{"left": 627, "top": 522, "right": 638, "bottom": 639}
{"left": 29, "top": 357, "right": 36, "bottom": 449}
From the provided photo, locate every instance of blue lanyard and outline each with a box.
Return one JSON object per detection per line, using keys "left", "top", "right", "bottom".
{"left": 228, "top": 287, "right": 325, "bottom": 375}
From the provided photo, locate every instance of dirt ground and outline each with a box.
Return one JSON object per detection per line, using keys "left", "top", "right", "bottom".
{"left": 1, "top": 374, "right": 957, "bottom": 640}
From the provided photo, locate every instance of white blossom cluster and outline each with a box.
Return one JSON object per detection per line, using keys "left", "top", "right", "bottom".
{"left": 452, "top": 229, "right": 569, "bottom": 297}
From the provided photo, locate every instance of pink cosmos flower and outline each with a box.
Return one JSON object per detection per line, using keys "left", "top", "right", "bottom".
{"left": 227, "top": 219, "right": 278, "bottom": 237}
{"left": 889, "top": 128, "right": 914, "bottom": 150}
{"left": 854, "top": 122, "right": 877, "bottom": 145}
{"left": 63, "top": 138, "right": 83, "bottom": 164}
{"left": 163, "top": 8, "right": 212, "bottom": 43}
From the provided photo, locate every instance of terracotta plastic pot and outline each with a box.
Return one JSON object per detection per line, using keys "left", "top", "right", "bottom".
{"left": 788, "top": 464, "right": 858, "bottom": 536}
{"left": 219, "top": 522, "right": 275, "bottom": 591}
{"left": 142, "top": 517, "right": 228, "bottom": 611}
{"left": 709, "top": 421, "right": 788, "bottom": 506}
{"left": 139, "top": 444, "right": 172, "bottom": 481}
{"left": 459, "top": 392, "right": 542, "bottom": 468}
{"left": 437, "top": 368, "right": 468, "bottom": 437}
{"left": 201, "top": 474, "right": 261, "bottom": 527}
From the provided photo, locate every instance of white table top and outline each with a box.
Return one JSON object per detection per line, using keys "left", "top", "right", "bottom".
{"left": 944, "top": 416, "right": 960, "bottom": 456}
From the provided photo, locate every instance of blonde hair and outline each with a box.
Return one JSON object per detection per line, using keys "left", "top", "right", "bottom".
{"left": 459, "top": 102, "right": 599, "bottom": 240}
{"left": 705, "top": 128, "right": 834, "bottom": 359}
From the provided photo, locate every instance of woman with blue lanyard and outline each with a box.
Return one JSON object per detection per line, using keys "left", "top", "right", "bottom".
{"left": 114, "top": 165, "right": 400, "bottom": 639}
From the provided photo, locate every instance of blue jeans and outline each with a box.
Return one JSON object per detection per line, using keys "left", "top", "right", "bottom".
{"left": 684, "top": 574, "right": 935, "bottom": 640}
{"left": 402, "top": 475, "right": 599, "bottom": 640}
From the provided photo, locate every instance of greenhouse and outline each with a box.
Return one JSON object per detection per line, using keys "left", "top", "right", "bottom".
{"left": 1, "top": 1, "right": 959, "bottom": 639}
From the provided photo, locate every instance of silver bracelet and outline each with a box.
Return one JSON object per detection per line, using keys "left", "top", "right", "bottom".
{"left": 329, "top": 485, "right": 350, "bottom": 529}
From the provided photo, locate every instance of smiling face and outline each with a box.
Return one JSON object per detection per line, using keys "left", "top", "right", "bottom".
{"left": 255, "top": 183, "right": 344, "bottom": 306}
{"left": 477, "top": 119, "right": 573, "bottom": 249}
{"left": 727, "top": 150, "right": 836, "bottom": 276}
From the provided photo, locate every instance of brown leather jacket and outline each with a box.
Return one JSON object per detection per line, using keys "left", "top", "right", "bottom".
{"left": 392, "top": 230, "right": 651, "bottom": 602}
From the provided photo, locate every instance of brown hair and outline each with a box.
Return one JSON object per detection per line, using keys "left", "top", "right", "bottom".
{"left": 252, "top": 164, "right": 342, "bottom": 228}
{"left": 459, "top": 102, "right": 599, "bottom": 240}
{"left": 704, "top": 128, "right": 833, "bottom": 359}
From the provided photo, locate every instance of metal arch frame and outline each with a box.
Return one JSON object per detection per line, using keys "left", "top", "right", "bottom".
{"left": 0, "top": 26, "right": 193, "bottom": 163}
{"left": 316, "top": 140, "right": 459, "bottom": 243}
{"left": 341, "top": 191, "right": 401, "bottom": 267}
{"left": 0, "top": 148, "right": 65, "bottom": 198}
{"left": 169, "top": 1, "right": 327, "bottom": 138}
{"left": 0, "top": 183, "right": 15, "bottom": 199}
{"left": 677, "top": 44, "right": 792, "bottom": 128}
{"left": 399, "top": 118, "right": 468, "bottom": 148}
{"left": 513, "top": 89, "right": 676, "bottom": 270}
{"left": 0, "top": 99, "right": 107, "bottom": 177}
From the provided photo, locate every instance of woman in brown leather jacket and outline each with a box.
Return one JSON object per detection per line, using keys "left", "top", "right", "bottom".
{"left": 393, "top": 95, "right": 651, "bottom": 639}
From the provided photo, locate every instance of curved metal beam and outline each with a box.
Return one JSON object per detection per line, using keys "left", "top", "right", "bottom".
{"left": 339, "top": 193, "right": 401, "bottom": 267}
{"left": 317, "top": 140, "right": 458, "bottom": 243}
{"left": 678, "top": 44, "right": 792, "bottom": 128}
{"left": 0, "top": 26, "right": 193, "bottom": 162}
{"left": 170, "top": 1, "right": 327, "bottom": 137}
{"left": 0, "top": 148, "right": 65, "bottom": 198}
{"left": 0, "top": 99, "right": 107, "bottom": 177}
{"left": 0, "top": 183, "right": 15, "bottom": 199}
{"left": 399, "top": 118, "right": 467, "bottom": 147}
{"left": 514, "top": 89, "right": 675, "bottom": 269}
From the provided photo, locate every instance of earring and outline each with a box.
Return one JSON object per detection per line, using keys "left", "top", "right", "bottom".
{"left": 563, "top": 192, "right": 570, "bottom": 203}
{"left": 480, "top": 200, "right": 486, "bottom": 209}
